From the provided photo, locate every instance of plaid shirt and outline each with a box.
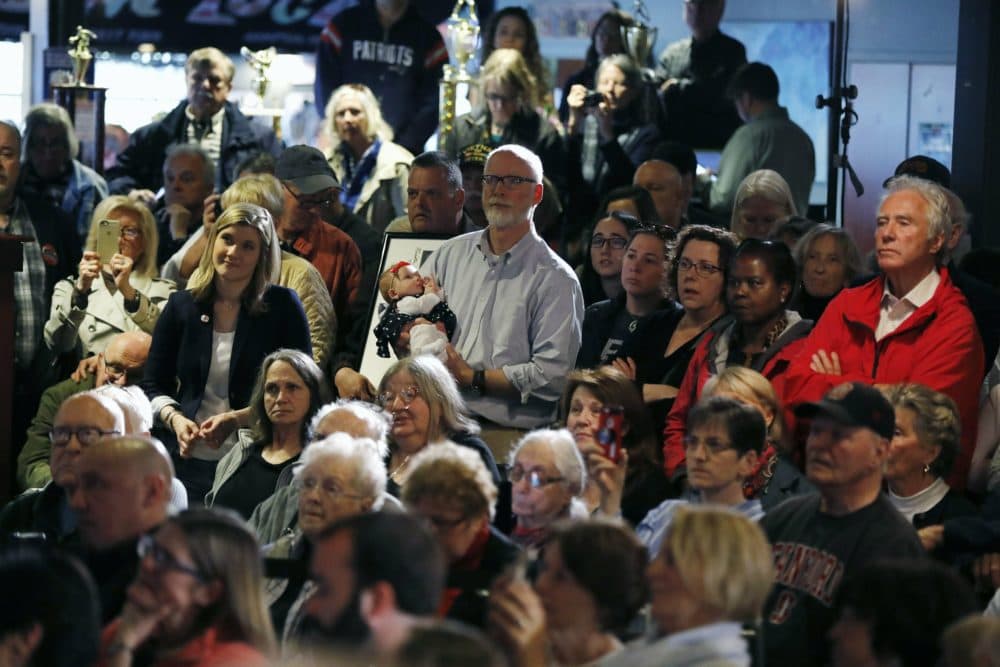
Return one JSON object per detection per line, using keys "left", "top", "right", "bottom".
{"left": 7, "top": 199, "right": 47, "bottom": 369}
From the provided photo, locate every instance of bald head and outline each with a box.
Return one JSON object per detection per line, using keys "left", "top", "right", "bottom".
{"left": 101, "top": 331, "right": 152, "bottom": 387}
{"left": 50, "top": 391, "right": 126, "bottom": 485}
{"left": 67, "top": 435, "right": 172, "bottom": 550}
{"left": 634, "top": 160, "right": 685, "bottom": 229}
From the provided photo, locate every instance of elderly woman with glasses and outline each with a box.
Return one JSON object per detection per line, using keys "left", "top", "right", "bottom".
{"left": 98, "top": 508, "right": 275, "bottom": 667}
{"left": 577, "top": 226, "right": 678, "bottom": 370}
{"left": 402, "top": 441, "right": 520, "bottom": 629}
{"left": 507, "top": 428, "right": 588, "bottom": 549}
{"left": 376, "top": 355, "right": 500, "bottom": 498}
{"left": 142, "top": 203, "right": 311, "bottom": 503}
{"left": 205, "top": 349, "right": 331, "bottom": 518}
{"left": 45, "top": 195, "right": 174, "bottom": 359}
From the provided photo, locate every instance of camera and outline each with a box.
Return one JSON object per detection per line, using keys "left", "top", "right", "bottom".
{"left": 582, "top": 91, "right": 605, "bottom": 108}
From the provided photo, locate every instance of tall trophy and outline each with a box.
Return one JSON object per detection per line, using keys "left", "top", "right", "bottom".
{"left": 53, "top": 26, "right": 107, "bottom": 174}
{"left": 239, "top": 46, "right": 284, "bottom": 141}
{"left": 621, "top": 0, "right": 658, "bottom": 81}
{"left": 438, "top": 0, "right": 480, "bottom": 155}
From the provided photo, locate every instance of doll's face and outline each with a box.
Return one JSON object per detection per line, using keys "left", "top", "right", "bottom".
{"left": 390, "top": 265, "right": 425, "bottom": 299}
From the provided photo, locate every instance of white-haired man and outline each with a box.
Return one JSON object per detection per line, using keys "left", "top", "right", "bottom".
{"left": 783, "top": 176, "right": 984, "bottom": 489}
{"left": 427, "top": 145, "right": 583, "bottom": 455}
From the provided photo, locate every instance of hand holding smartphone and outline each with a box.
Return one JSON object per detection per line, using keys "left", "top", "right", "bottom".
{"left": 597, "top": 405, "right": 625, "bottom": 463}
{"left": 96, "top": 219, "right": 120, "bottom": 267}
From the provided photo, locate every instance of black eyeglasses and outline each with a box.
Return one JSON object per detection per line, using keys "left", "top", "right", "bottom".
{"left": 49, "top": 426, "right": 121, "bottom": 446}
{"left": 677, "top": 257, "right": 722, "bottom": 277}
{"left": 137, "top": 534, "right": 205, "bottom": 580}
{"left": 683, "top": 435, "right": 736, "bottom": 456}
{"left": 509, "top": 465, "right": 565, "bottom": 489}
{"left": 481, "top": 174, "right": 537, "bottom": 189}
{"left": 591, "top": 234, "right": 628, "bottom": 249}
{"left": 282, "top": 182, "right": 339, "bottom": 209}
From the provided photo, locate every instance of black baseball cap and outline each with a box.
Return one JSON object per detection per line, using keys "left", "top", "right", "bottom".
{"left": 275, "top": 145, "right": 340, "bottom": 194}
{"left": 883, "top": 155, "right": 951, "bottom": 188}
{"left": 794, "top": 382, "right": 895, "bottom": 440}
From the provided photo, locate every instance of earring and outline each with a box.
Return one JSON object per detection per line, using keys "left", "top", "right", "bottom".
{"left": 923, "top": 463, "right": 931, "bottom": 474}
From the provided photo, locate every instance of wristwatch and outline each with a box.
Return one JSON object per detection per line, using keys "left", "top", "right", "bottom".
{"left": 471, "top": 369, "right": 486, "bottom": 397}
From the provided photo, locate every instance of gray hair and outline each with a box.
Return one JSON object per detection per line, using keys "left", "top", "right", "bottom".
{"left": 487, "top": 144, "right": 544, "bottom": 183}
{"left": 509, "top": 428, "right": 587, "bottom": 496}
{"left": 792, "top": 223, "right": 863, "bottom": 286}
{"left": 308, "top": 400, "right": 391, "bottom": 457}
{"left": 596, "top": 54, "right": 643, "bottom": 91}
{"left": 379, "top": 355, "right": 481, "bottom": 443}
{"left": 881, "top": 176, "right": 953, "bottom": 264}
{"left": 91, "top": 384, "right": 153, "bottom": 434}
{"left": 403, "top": 440, "right": 499, "bottom": 520}
{"left": 23, "top": 103, "right": 79, "bottom": 163}
{"left": 296, "top": 433, "right": 387, "bottom": 510}
{"left": 65, "top": 390, "right": 126, "bottom": 436}
{"left": 731, "top": 169, "right": 798, "bottom": 233}
{"left": 165, "top": 143, "right": 215, "bottom": 188}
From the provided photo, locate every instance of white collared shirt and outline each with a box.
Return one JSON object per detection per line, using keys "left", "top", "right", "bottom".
{"left": 185, "top": 106, "right": 225, "bottom": 168}
{"left": 875, "top": 269, "right": 940, "bottom": 341}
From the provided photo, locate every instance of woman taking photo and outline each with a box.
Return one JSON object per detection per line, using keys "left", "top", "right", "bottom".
{"left": 143, "top": 203, "right": 311, "bottom": 502}
{"left": 614, "top": 224, "right": 737, "bottom": 432}
{"left": 577, "top": 226, "right": 677, "bottom": 369}
{"left": 664, "top": 239, "right": 812, "bottom": 481}
{"left": 402, "top": 441, "right": 520, "bottom": 629}
{"left": 206, "top": 349, "right": 331, "bottom": 517}
{"left": 377, "top": 355, "right": 500, "bottom": 497}
{"left": 507, "top": 428, "right": 588, "bottom": 549}
{"left": 561, "top": 367, "right": 671, "bottom": 525}
{"left": 791, "top": 223, "right": 862, "bottom": 322}
{"left": 566, "top": 54, "right": 660, "bottom": 222}
{"left": 488, "top": 519, "right": 648, "bottom": 666}
{"left": 98, "top": 508, "right": 274, "bottom": 667}
{"left": 730, "top": 169, "right": 798, "bottom": 240}
{"left": 324, "top": 83, "right": 412, "bottom": 234}
{"left": 46, "top": 195, "right": 174, "bottom": 358}
{"left": 559, "top": 9, "right": 636, "bottom": 123}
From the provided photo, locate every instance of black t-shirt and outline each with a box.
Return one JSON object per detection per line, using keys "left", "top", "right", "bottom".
{"left": 761, "top": 493, "right": 925, "bottom": 667}
{"left": 214, "top": 448, "right": 299, "bottom": 520}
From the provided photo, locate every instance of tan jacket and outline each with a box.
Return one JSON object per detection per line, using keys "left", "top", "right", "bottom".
{"left": 327, "top": 140, "right": 412, "bottom": 234}
{"left": 278, "top": 252, "right": 336, "bottom": 371}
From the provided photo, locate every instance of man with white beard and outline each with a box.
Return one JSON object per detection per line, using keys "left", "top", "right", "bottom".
{"left": 420, "top": 144, "right": 583, "bottom": 456}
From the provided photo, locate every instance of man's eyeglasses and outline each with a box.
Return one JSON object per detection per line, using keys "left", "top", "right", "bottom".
{"left": 137, "top": 534, "right": 206, "bottom": 580}
{"left": 103, "top": 359, "right": 144, "bottom": 385}
{"left": 591, "top": 234, "right": 629, "bottom": 249}
{"left": 283, "top": 182, "right": 339, "bottom": 210}
{"left": 481, "top": 174, "right": 537, "bottom": 189}
{"left": 677, "top": 257, "right": 722, "bottom": 277}
{"left": 683, "top": 435, "right": 736, "bottom": 456}
{"left": 508, "top": 465, "right": 565, "bottom": 489}
{"left": 49, "top": 426, "right": 121, "bottom": 446}
{"left": 379, "top": 385, "right": 420, "bottom": 408}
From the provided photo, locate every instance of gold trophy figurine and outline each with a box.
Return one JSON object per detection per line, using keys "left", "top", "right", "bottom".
{"left": 438, "top": 0, "right": 480, "bottom": 155}
{"left": 240, "top": 46, "right": 277, "bottom": 100}
{"left": 68, "top": 26, "right": 97, "bottom": 85}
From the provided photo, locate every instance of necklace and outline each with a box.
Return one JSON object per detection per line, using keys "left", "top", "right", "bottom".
{"left": 389, "top": 454, "right": 411, "bottom": 480}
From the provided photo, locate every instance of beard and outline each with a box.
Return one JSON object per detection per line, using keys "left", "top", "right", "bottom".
{"left": 485, "top": 202, "right": 533, "bottom": 229}
{"left": 300, "top": 588, "right": 371, "bottom": 648}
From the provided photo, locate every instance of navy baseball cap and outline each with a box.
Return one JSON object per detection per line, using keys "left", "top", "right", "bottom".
{"left": 275, "top": 145, "right": 340, "bottom": 194}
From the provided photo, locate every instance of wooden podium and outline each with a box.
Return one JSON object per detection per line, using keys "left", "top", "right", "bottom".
{"left": 0, "top": 234, "right": 29, "bottom": 503}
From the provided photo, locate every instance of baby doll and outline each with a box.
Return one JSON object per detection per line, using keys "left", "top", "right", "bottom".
{"left": 373, "top": 261, "right": 457, "bottom": 359}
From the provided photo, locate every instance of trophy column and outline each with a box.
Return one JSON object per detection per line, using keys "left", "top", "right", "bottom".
{"left": 52, "top": 84, "right": 107, "bottom": 175}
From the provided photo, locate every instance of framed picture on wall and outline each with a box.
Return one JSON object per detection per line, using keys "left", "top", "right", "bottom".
{"left": 358, "top": 232, "right": 452, "bottom": 388}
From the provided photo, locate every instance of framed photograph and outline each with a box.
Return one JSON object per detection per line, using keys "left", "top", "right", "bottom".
{"left": 358, "top": 232, "right": 451, "bottom": 387}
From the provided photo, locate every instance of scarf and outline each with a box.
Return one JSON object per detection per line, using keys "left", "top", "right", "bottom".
{"left": 339, "top": 138, "right": 382, "bottom": 212}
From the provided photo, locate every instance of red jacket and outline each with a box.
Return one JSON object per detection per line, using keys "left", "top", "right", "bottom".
{"left": 663, "top": 314, "right": 813, "bottom": 478}
{"left": 781, "top": 269, "right": 984, "bottom": 489}
{"left": 289, "top": 220, "right": 363, "bottom": 326}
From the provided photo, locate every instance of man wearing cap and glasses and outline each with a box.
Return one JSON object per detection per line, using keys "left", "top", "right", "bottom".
{"left": 275, "top": 145, "right": 364, "bottom": 367}
{"left": 760, "top": 382, "right": 925, "bottom": 667}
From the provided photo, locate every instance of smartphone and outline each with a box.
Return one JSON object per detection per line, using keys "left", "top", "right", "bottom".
{"left": 597, "top": 405, "right": 625, "bottom": 463}
{"left": 583, "top": 90, "right": 605, "bottom": 108}
{"left": 96, "top": 218, "right": 120, "bottom": 265}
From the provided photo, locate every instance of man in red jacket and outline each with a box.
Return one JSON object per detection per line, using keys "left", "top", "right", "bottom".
{"left": 782, "top": 176, "right": 983, "bottom": 489}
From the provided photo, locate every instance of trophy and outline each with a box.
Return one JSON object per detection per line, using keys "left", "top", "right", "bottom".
{"left": 239, "top": 46, "right": 283, "bottom": 140}
{"left": 621, "top": 0, "right": 658, "bottom": 79}
{"left": 68, "top": 25, "right": 97, "bottom": 85}
{"left": 438, "top": 0, "right": 480, "bottom": 155}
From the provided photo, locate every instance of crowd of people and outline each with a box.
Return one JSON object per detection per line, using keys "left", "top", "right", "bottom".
{"left": 3, "top": 0, "right": 1000, "bottom": 665}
